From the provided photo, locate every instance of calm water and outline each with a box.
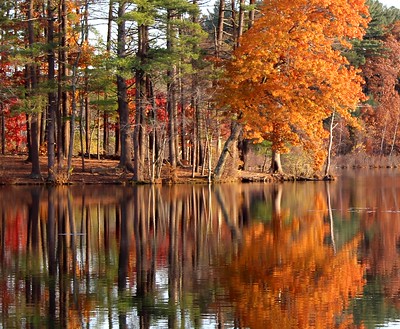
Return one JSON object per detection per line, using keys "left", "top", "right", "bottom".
{"left": 1, "top": 170, "right": 400, "bottom": 328}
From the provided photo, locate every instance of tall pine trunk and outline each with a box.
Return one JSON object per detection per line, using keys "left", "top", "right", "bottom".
{"left": 57, "top": 0, "right": 67, "bottom": 164}
{"left": 167, "top": 9, "right": 177, "bottom": 168}
{"left": 47, "top": 0, "right": 57, "bottom": 182}
{"left": 27, "top": 0, "right": 41, "bottom": 179}
{"left": 116, "top": 0, "right": 133, "bottom": 172}
{"left": 133, "top": 20, "right": 148, "bottom": 182}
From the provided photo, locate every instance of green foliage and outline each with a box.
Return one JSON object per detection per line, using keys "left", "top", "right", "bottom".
{"left": 346, "top": 0, "right": 400, "bottom": 66}
{"left": 12, "top": 95, "right": 47, "bottom": 115}
{"left": 253, "top": 140, "right": 272, "bottom": 157}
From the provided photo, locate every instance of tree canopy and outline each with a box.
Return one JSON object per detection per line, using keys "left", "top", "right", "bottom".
{"left": 1, "top": 0, "right": 400, "bottom": 181}
{"left": 217, "top": 0, "right": 370, "bottom": 169}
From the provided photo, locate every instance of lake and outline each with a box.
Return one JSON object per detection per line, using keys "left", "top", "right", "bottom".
{"left": 1, "top": 169, "right": 400, "bottom": 328}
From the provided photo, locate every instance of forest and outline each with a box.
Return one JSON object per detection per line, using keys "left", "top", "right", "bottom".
{"left": 1, "top": 0, "right": 400, "bottom": 183}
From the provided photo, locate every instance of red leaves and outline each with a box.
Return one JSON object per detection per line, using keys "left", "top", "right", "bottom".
{"left": 2, "top": 106, "right": 27, "bottom": 153}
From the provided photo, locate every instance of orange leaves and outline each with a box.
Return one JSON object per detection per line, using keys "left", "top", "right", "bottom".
{"left": 218, "top": 193, "right": 366, "bottom": 329}
{"left": 218, "top": 0, "right": 370, "bottom": 168}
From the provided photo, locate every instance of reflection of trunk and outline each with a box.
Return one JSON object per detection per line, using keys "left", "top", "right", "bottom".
{"left": 27, "top": 187, "right": 41, "bottom": 303}
{"left": 168, "top": 194, "right": 178, "bottom": 328}
{"left": 118, "top": 194, "right": 131, "bottom": 291}
{"left": 325, "top": 181, "right": 336, "bottom": 253}
{"left": 135, "top": 187, "right": 153, "bottom": 327}
{"left": 272, "top": 184, "right": 282, "bottom": 234}
{"left": 213, "top": 121, "right": 242, "bottom": 180}
{"left": 47, "top": 188, "right": 56, "bottom": 324}
{"left": 214, "top": 186, "right": 241, "bottom": 240}
{"left": 57, "top": 199, "right": 68, "bottom": 328}
{"left": 67, "top": 191, "right": 82, "bottom": 319}
{"left": 118, "top": 192, "right": 131, "bottom": 328}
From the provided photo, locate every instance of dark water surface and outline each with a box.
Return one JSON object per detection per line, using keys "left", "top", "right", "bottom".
{"left": 1, "top": 170, "right": 400, "bottom": 328}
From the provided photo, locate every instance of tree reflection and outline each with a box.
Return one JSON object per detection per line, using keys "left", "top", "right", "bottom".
{"left": 217, "top": 184, "right": 366, "bottom": 328}
{"left": 0, "top": 183, "right": 369, "bottom": 328}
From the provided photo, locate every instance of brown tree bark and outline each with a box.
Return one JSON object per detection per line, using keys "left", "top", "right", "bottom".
{"left": 133, "top": 21, "right": 148, "bottom": 182}
{"left": 27, "top": 0, "right": 41, "bottom": 179}
{"left": 270, "top": 150, "right": 283, "bottom": 174}
{"left": 213, "top": 121, "right": 242, "bottom": 181}
{"left": 57, "top": 0, "right": 67, "bottom": 164}
{"left": 116, "top": 0, "right": 134, "bottom": 172}
{"left": 47, "top": 0, "right": 57, "bottom": 182}
{"left": 216, "top": 0, "right": 225, "bottom": 56}
{"left": 167, "top": 9, "right": 177, "bottom": 168}
{"left": 248, "top": 0, "right": 256, "bottom": 28}
{"left": 237, "top": 0, "right": 245, "bottom": 47}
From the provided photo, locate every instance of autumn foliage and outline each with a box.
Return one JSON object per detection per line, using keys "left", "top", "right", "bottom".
{"left": 219, "top": 193, "right": 366, "bottom": 328}
{"left": 361, "top": 21, "right": 400, "bottom": 155}
{"left": 218, "top": 0, "right": 370, "bottom": 169}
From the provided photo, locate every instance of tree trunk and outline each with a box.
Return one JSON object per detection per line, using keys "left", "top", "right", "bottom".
{"left": 167, "top": 9, "right": 177, "bottom": 168}
{"left": 27, "top": 0, "right": 41, "bottom": 179}
{"left": 248, "top": 0, "right": 256, "bottom": 28}
{"left": 324, "top": 112, "right": 335, "bottom": 178}
{"left": 216, "top": 0, "right": 225, "bottom": 56}
{"left": 103, "top": 0, "right": 114, "bottom": 156}
{"left": 389, "top": 108, "right": 400, "bottom": 157}
{"left": 117, "top": 0, "right": 134, "bottom": 172}
{"left": 179, "top": 72, "right": 186, "bottom": 162}
{"left": 231, "top": 0, "right": 237, "bottom": 49}
{"left": 67, "top": 24, "right": 83, "bottom": 176}
{"left": 47, "top": 0, "right": 57, "bottom": 182}
{"left": 84, "top": 0, "right": 90, "bottom": 158}
{"left": 57, "top": 0, "right": 67, "bottom": 164}
{"left": 213, "top": 121, "right": 242, "bottom": 181}
{"left": 133, "top": 20, "right": 148, "bottom": 182}
{"left": 237, "top": 0, "right": 245, "bottom": 47}
{"left": 270, "top": 150, "right": 283, "bottom": 174}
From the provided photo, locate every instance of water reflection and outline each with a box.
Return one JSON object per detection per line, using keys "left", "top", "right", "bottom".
{"left": 0, "top": 172, "right": 400, "bottom": 328}
{"left": 218, "top": 183, "right": 365, "bottom": 328}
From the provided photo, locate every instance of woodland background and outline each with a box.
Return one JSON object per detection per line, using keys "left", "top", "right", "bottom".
{"left": 1, "top": 0, "right": 400, "bottom": 183}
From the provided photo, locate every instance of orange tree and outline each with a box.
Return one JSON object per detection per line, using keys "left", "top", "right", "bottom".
{"left": 217, "top": 0, "right": 370, "bottom": 173}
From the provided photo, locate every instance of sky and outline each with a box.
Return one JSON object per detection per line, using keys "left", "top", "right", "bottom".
{"left": 379, "top": 0, "right": 400, "bottom": 8}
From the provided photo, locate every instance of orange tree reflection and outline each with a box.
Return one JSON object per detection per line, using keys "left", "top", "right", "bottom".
{"left": 218, "top": 190, "right": 366, "bottom": 329}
